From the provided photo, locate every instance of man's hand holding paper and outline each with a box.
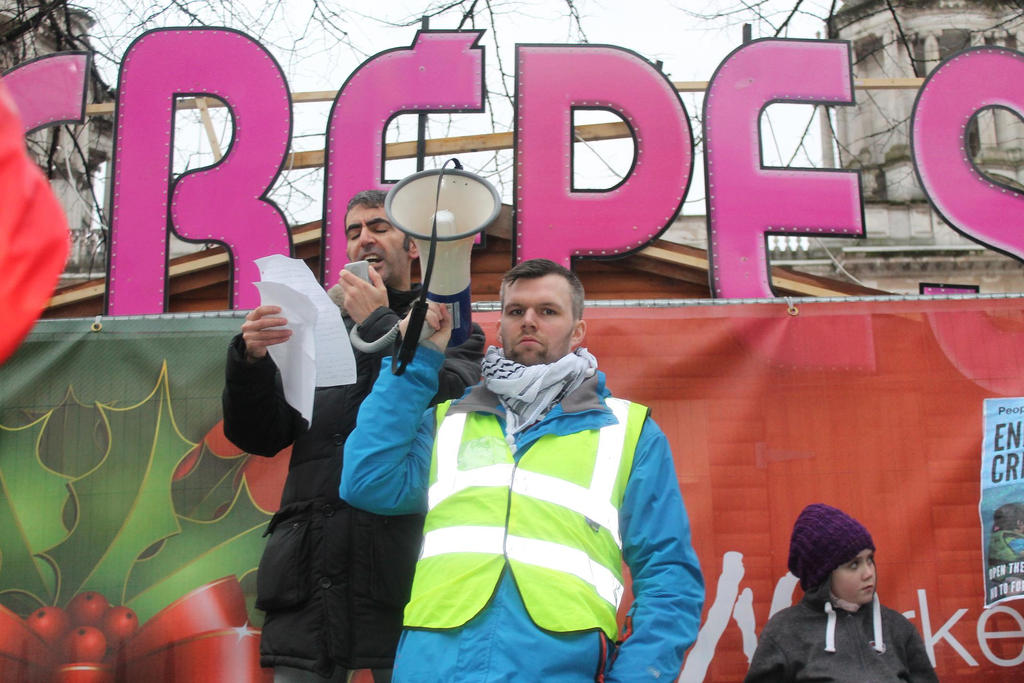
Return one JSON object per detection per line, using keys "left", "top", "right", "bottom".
{"left": 241, "top": 305, "right": 292, "bottom": 361}
{"left": 252, "top": 255, "right": 359, "bottom": 425}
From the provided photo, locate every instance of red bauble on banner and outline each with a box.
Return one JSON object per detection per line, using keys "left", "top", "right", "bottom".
{"left": 66, "top": 593, "right": 110, "bottom": 628}
{"left": 26, "top": 606, "right": 71, "bottom": 646}
{"left": 0, "top": 604, "right": 53, "bottom": 680}
{"left": 101, "top": 607, "right": 139, "bottom": 649}
{"left": 2, "top": 578, "right": 270, "bottom": 682}
{"left": 62, "top": 626, "right": 107, "bottom": 663}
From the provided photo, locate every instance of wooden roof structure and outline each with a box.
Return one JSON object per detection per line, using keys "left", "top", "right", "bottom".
{"left": 44, "top": 206, "right": 885, "bottom": 319}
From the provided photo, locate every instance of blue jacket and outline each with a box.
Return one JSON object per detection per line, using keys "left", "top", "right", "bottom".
{"left": 340, "top": 345, "right": 704, "bottom": 682}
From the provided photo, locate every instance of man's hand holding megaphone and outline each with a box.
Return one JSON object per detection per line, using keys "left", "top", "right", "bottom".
{"left": 399, "top": 301, "right": 452, "bottom": 353}
{"left": 337, "top": 264, "right": 389, "bottom": 324}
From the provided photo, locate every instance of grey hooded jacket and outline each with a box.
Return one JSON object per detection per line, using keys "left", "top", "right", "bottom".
{"left": 744, "top": 581, "right": 938, "bottom": 682}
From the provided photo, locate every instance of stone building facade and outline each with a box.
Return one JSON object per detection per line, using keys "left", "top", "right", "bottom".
{"left": 1, "top": 2, "right": 112, "bottom": 281}
{"left": 661, "top": 1, "right": 1024, "bottom": 296}
{"left": 809, "top": 0, "right": 1024, "bottom": 293}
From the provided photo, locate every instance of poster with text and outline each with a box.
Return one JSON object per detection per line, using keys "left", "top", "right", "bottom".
{"left": 982, "top": 397, "right": 1024, "bottom": 607}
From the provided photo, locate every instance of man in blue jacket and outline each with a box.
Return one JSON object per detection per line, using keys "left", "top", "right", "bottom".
{"left": 340, "top": 258, "right": 704, "bottom": 681}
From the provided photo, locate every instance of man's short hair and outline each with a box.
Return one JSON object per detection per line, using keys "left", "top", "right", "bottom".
{"left": 346, "top": 189, "right": 387, "bottom": 214}
{"left": 500, "top": 258, "right": 585, "bottom": 320}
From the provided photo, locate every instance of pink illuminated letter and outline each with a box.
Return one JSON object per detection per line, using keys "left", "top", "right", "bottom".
{"left": 322, "top": 31, "right": 484, "bottom": 285}
{"left": 107, "top": 29, "right": 292, "bottom": 314}
{"left": 514, "top": 45, "right": 692, "bottom": 266}
{"left": 913, "top": 47, "right": 1024, "bottom": 396}
{"left": 913, "top": 47, "right": 1024, "bottom": 259}
{"left": 704, "top": 39, "right": 863, "bottom": 298}
{"left": 2, "top": 52, "right": 89, "bottom": 133}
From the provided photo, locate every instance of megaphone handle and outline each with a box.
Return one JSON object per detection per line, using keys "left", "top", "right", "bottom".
{"left": 392, "top": 299, "right": 430, "bottom": 376}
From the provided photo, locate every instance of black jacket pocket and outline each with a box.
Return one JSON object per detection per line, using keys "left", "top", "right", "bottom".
{"left": 256, "top": 513, "right": 312, "bottom": 611}
{"left": 370, "top": 513, "right": 423, "bottom": 608}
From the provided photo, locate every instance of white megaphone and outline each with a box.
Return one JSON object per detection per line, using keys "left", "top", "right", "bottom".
{"left": 385, "top": 163, "right": 500, "bottom": 356}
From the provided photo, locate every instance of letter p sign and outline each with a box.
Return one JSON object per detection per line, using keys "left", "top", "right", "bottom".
{"left": 514, "top": 45, "right": 693, "bottom": 266}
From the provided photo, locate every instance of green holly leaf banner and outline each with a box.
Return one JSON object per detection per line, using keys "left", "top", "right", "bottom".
{"left": 36, "top": 388, "right": 111, "bottom": 478}
{"left": 0, "top": 415, "right": 70, "bottom": 607}
{"left": 0, "top": 315, "right": 275, "bottom": 623}
{"left": 125, "top": 479, "right": 269, "bottom": 623}
{"left": 172, "top": 440, "right": 248, "bottom": 521}
{"left": 42, "top": 364, "right": 193, "bottom": 605}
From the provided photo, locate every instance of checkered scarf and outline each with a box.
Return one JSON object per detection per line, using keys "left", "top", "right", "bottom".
{"left": 480, "top": 345, "right": 597, "bottom": 436}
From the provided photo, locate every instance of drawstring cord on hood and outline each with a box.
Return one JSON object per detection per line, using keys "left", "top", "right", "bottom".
{"left": 824, "top": 602, "right": 837, "bottom": 653}
{"left": 822, "top": 593, "right": 885, "bottom": 654}
{"left": 871, "top": 592, "right": 885, "bottom": 653}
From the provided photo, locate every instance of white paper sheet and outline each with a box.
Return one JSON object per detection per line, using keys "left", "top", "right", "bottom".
{"left": 253, "top": 280, "right": 318, "bottom": 424}
{"left": 254, "top": 255, "right": 358, "bottom": 424}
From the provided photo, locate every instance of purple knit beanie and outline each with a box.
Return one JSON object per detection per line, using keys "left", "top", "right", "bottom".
{"left": 788, "top": 503, "right": 875, "bottom": 590}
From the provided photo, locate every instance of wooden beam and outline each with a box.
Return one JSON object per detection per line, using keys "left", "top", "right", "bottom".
{"left": 195, "top": 97, "right": 223, "bottom": 161}
{"left": 854, "top": 77, "right": 924, "bottom": 90}
{"left": 47, "top": 281, "right": 105, "bottom": 309}
{"left": 671, "top": 81, "right": 707, "bottom": 92}
{"left": 84, "top": 74, "right": 927, "bottom": 172}
{"left": 635, "top": 240, "right": 885, "bottom": 298}
{"left": 282, "top": 123, "right": 634, "bottom": 170}
{"left": 770, "top": 274, "right": 852, "bottom": 297}
{"left": 638, "top": 243, "right": 708, "bottom": 271}
{"left": 48, "top": 229, "right": 874, "bottom": 311}
{"left": 84, "top": 77, "right": 926, "bottom": 118}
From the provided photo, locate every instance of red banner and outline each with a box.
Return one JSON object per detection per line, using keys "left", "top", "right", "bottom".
{"left": 4, "top": 299, "right": 1024, "bottom": 680}
{"left": 475, "top": 298, "right": 1024, "bottom": 680}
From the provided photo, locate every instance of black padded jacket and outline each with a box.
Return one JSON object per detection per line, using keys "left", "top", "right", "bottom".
{"left": 222, "top": 286, "right": 484, "bottom": 675}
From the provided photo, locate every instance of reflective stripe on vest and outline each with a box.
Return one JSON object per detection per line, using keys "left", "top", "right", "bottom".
{"left": 420, "top": 526, "right": 624, "bottom": 608}
{"left": 404, "top": 397, "right": 644, "bottom": 637}
{"left": 429, "top": 397, "right": 630, "bottom": 546}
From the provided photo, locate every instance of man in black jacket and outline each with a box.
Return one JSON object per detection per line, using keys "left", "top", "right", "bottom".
{"left": 222, "top": 190, "right": 484, "bottom": 682}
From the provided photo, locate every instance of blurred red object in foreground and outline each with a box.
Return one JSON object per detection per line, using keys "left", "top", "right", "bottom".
{"left": 0, "top": 80, "right": 70, "bottom": 365}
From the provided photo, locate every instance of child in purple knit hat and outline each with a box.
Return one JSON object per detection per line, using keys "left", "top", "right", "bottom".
{"left": 744, "top": 503, "right": 937, "bottom": 682}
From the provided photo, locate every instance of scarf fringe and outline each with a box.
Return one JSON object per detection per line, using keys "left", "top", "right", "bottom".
{"left": 481, "top": 346, "right": 596, "bottom": 436}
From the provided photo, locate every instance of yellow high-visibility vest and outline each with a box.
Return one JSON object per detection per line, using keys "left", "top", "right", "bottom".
{"left": 403, "top": 397, "right": 647, "bottom": 638}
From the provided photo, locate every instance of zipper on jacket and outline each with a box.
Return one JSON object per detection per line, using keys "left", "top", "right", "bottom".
{"left": 594, "top": 631, "right": 608, "bottom": 682}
